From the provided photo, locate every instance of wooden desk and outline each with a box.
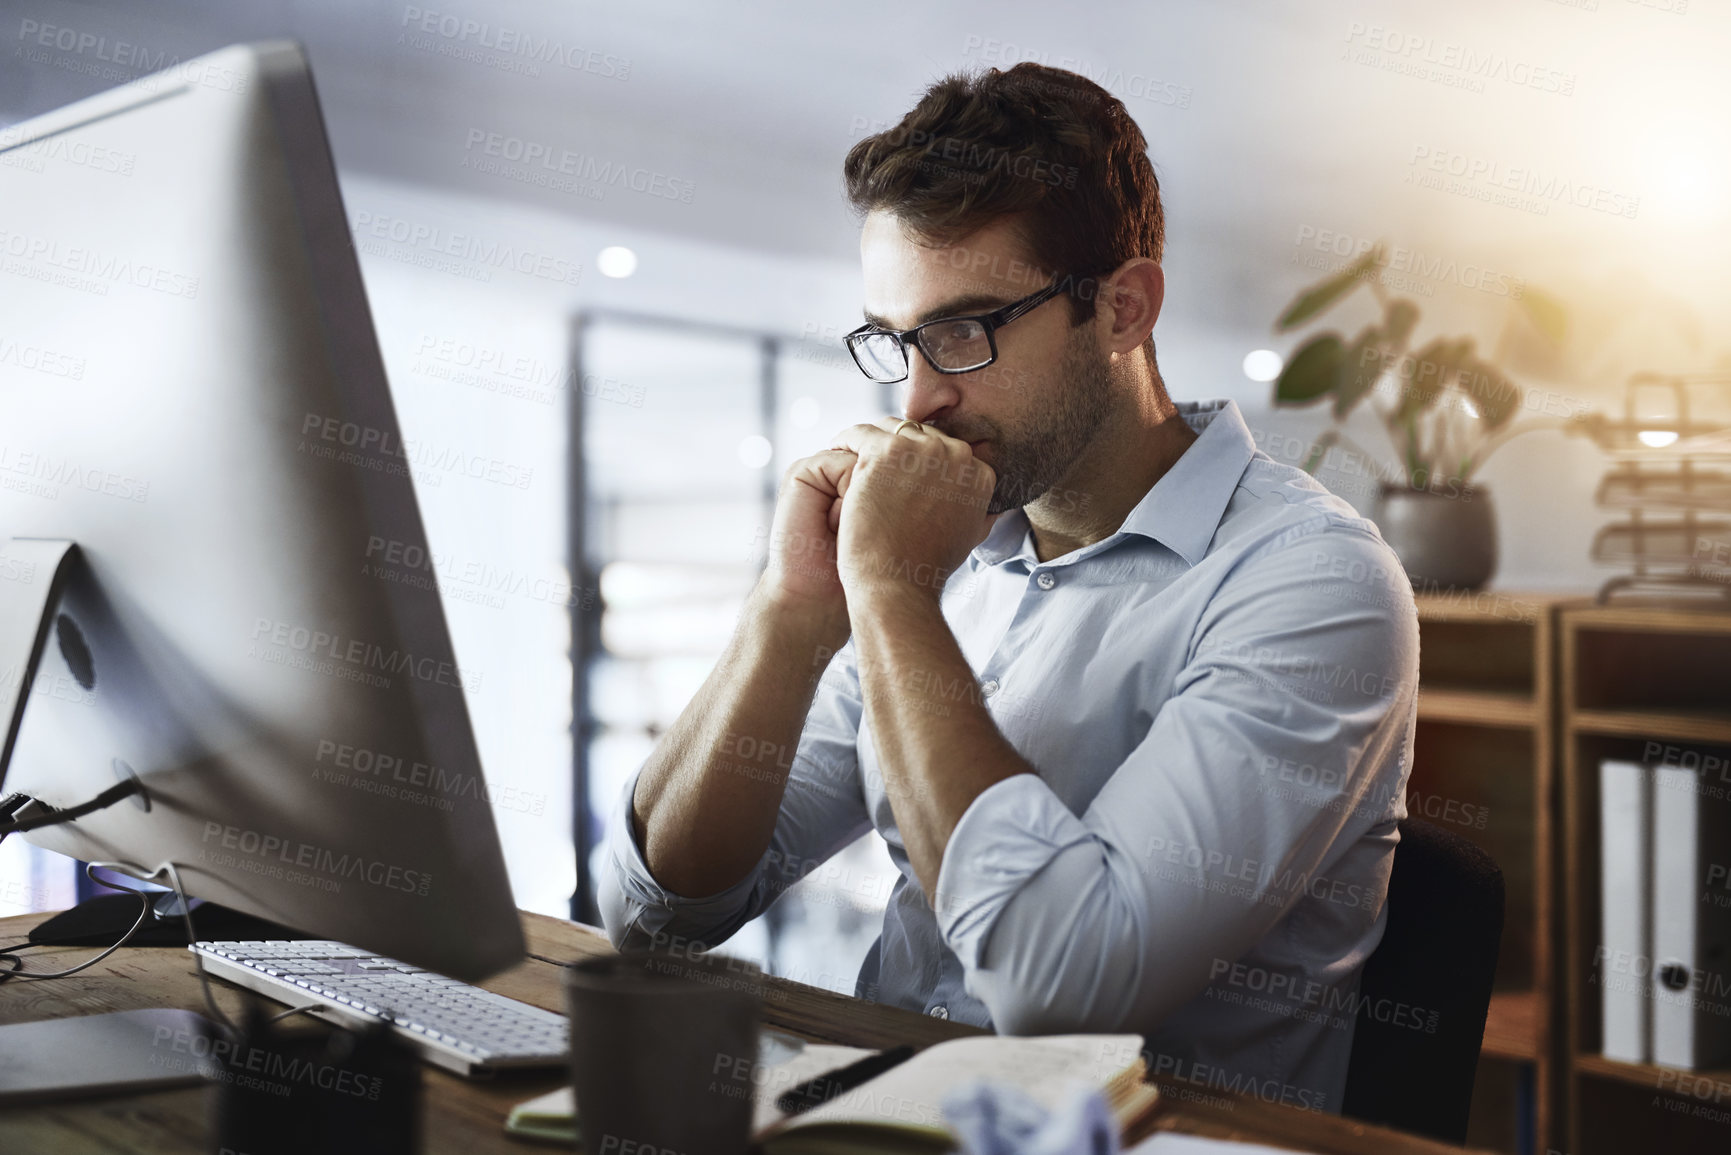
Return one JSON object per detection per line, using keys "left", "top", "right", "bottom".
{"left": 0, "top": 910, "right": 1487, "bottom": 1155}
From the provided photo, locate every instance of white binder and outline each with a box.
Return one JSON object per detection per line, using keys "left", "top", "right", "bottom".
{"left": 1599, "top": 759, "right": 1651, "bottom": 1063}
{"left": 1652, "top": 764, "right": 1731, "bottom": 1069}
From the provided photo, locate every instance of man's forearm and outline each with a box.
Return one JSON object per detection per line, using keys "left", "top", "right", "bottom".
{"left": 631, "top": 585, "right": 849, "bottom": 898}
{"left": 848, "top": 585, "right": 1035, "bottom": 905}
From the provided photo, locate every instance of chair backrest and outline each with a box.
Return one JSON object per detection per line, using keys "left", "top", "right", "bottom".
{"left": 1341, "top": 816, "right": 1505, "bottom": 1144}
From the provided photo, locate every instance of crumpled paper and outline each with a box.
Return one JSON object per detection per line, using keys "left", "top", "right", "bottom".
{"left": 942, "top": 1079, "right": 1119, "bottom": 1155}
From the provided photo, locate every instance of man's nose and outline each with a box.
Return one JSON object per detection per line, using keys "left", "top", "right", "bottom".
{"left": 901, "top": 349, "right": 962, "bottom": 425}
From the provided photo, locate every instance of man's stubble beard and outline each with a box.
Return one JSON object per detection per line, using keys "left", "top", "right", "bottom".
{"left": 982, "top": 326, "right": 1116, "bottom": 516}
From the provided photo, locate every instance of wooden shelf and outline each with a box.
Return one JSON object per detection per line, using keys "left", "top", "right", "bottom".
{"left": 1568, "top": 707, "right": 1731, "bottom": 746}
{"left": 1418, "top": 689, "right": 1538, "bottom": 728}
{"left": 1482, "top": 990, "right": 1541, "bottom": 1062}
{"left": 1562, "top": 604, "right": 1731, "bottom": 636}
{"left": 1573, "top": 1053, "right": 1731, "bottom": 1093}
{"left": 1561, "top": 602, "right": 1731, "bottom": 1154}
{"left": 1413, "top": 591, "right": 1557, "bottom": 624}
{"left": 1408, "top": 598, "right": 1557, "bottom": 1154}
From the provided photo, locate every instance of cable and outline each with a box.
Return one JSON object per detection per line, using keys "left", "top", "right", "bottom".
{"left": 0, "top": 862, "right": 153, "bottom": 983}
{"left": 268, "top": 1004, "right": 327, "bottom": 1024}
{"left": 0, "top": 778, "right": 145, "bottom": 839}
{"left": 146, "top": 859, "right": 238, "bottom": 1035}
{"left": 0, "top": 793, "right": 30, "bottom": 847}
{"left": 0, "top": 859, "right": 238, "bottom": 1036}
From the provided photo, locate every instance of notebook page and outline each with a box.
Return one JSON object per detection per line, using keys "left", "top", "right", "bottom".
{"left": 785, "top": 1033, "right": 1146, "bottom": 1132}
{"left": 748, "top": 1042, "right": 878, "bottom": 1134}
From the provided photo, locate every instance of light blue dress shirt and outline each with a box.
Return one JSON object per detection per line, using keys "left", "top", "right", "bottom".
{"left": 599, "top": 398, "right": 1419, "bottom": 1113}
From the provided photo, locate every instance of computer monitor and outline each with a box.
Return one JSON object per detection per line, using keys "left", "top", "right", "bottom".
{"left": 0, "top": 41, "right": 524, "bottom": 983}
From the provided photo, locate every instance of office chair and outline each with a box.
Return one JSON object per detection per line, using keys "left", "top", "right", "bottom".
{"left": 1340, "top": 816, "right": 1505, "bottom": 1145}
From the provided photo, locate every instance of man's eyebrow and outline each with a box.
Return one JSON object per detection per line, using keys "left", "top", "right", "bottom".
{"left": 862, "top": 292, "right": 1014, "bottom": 331}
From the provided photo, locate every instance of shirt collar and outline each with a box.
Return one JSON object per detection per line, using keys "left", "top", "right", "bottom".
{"left": 970, "top": 398, "right": 1257, "bottom": 570}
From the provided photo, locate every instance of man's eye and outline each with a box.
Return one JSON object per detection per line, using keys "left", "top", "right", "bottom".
{"left": 928, "top": 320, "right": 986, "bottom": 347}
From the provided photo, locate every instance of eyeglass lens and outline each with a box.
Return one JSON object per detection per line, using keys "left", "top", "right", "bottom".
{"left": 852, "top": 319, "right": 993, "bottom": 382}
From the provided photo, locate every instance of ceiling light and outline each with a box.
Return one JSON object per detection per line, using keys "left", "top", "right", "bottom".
{"left": 1243, "top": 349, "right": 1283, "bottom": 382}
{"left": 597, "top": 246, "right": 638, "bottom": 278}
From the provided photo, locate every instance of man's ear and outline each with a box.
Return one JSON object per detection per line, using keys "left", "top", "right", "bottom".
{"left": 1097, "top": 259, "right": 1164, "bottom": 359}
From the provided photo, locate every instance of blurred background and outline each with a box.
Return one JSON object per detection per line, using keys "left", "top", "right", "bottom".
{"left": 1, "top": 0, "right": 1728, "bottom": 1120}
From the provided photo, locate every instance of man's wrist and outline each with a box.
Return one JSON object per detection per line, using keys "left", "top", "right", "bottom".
{"left": 842, "top": 576, "right": 945, "bottom": 621}
{"left": 748, "top": 583, "right": 851, "bottom": 660}
{"left": 838, "top": 548, "right": 959, "bottom": 608}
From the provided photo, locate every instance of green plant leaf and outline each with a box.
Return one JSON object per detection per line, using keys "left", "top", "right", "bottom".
{"left": 1462, "top": 358, "right": 1521, "bottom": 430}
{"left": 1382, "top": 298, "right": 1420, "bottom": 350}
{"left": 1517, "top": 287, "right": 1568, "bottom": 344}
{"left": 1274, "top": 245, "right": 1384, "bottom": 331}
{"left": 1274, "top": 333, "right": 1344, "bottom": 404}
{"left": 1333, "top": 325, "right": 1385, "bottom": 419}
{"left": 1394, "top": 337, "right": 1462, "bottom": 422}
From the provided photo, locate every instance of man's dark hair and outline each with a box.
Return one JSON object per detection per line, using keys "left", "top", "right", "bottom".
{"left": 843, "top": 63, "right": 1164, "bottom": 328}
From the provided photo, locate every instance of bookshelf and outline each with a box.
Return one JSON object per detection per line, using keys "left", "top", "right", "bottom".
{"left": 1561, "top": 602, "right": 1731, "bottom": 1154}
{"left": 1410, "top": 591, "right": 1559, "bottom": 1155}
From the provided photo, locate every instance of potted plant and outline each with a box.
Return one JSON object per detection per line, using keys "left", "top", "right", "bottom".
{"left": 1270, "top": 244, "right": 1566, "bottom": 591}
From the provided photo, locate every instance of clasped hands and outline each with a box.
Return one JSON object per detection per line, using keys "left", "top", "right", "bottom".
{"left": 792, "top": 415, "right": 1003, "bottom": 612}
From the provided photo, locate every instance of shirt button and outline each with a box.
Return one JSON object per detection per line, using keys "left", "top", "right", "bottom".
{"left": 929, "top": 1005, "right": 949, "bottom": 1020}
{"left": 1035, "top": 572, "right": 1056, "bottom": 590}
{"left": 980, "top": 678, "right": 999, "bottom": 698}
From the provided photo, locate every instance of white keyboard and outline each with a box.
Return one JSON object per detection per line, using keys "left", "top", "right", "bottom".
{"left": 190, "top": 939, "right": 568, "bottom": 1077}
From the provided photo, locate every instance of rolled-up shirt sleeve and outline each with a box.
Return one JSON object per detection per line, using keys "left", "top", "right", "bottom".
{"left": 933, "top": 518, "right": 1419, "bottom": 1035}
{"left": 597, "top": 639, "right": 875, "bottom": 953}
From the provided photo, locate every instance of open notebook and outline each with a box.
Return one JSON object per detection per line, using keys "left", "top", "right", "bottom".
{"left": 507, "top": 1031, "right": 1159, "bottom": 1153}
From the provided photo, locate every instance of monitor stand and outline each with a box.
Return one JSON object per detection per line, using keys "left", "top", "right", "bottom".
{"left": 1, "top": 538, "right": 79, "bottom": 780}
{"left": 0, "top": 540, "right": 230, "bottom": 1098}
{"left": 29, "top": 891, "right": 317, "bottom": 948}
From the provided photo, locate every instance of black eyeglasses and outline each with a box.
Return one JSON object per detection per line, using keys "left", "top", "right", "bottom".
{"left": 844, "top": 275, "right": 1072, "bottom": 384}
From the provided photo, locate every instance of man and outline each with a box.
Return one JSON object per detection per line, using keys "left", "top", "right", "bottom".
{"left": 599, "top": 62, "right": 1417, "bottom": 1113}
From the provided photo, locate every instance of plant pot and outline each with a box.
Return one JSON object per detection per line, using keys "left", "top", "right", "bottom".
{"left": 1373, "top": 484, "right": 1497, "bottom": 593}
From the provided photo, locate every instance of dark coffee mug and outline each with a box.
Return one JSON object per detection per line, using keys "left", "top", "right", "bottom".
{"left": 565, "top": 949, "right": 765, "bottom": 1155}
{"left": 209, "top": 1003, "right": 420, "bottom": 1155}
